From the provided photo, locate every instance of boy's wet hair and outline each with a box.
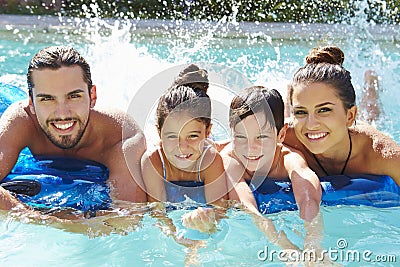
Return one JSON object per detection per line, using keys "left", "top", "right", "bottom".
{"left": 288, "top": 45, "right": 356, "bottom": 111}
{"left": 229, "top": 86, "right": 283, "bottom": 133}
{"left": 156, "top": 64, "right": 211, "bottom": 131}
{"left": 27, "top": 46, "right": 92, "bottom": 99}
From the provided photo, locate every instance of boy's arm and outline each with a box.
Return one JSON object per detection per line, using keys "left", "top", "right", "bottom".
{"left": 222, "top": 153, "right": 259, "bottom": 213}
{"left": 222, "top": 154, "right": 299, "bottom": 250}
{"left": 220, "top": 150, "right": 255, "bottom": 213}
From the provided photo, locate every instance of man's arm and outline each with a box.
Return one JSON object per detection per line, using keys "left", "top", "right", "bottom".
{"left": 105, "top": 113, "right": 147, "bottom": 203}
{"left": 140, "top": 150, "right": 166, "bottom": 202}
{"left": 0, "top": 102, "right": 32, "bottom": 180}
{"left": 106, "top": 141, "right": 147, "bottom": 203}
{"left": 0, "top": 186, "right": 25, "bottom": 210}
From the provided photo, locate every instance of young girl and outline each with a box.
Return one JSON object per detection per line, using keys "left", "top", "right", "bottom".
{"left": 141, "top": 64, "right": 228, "bottom": 233}
{"left": 285, "top": 45, "right": 400, "bottom": 185}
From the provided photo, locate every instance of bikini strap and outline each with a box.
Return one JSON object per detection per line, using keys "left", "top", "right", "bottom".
{"left": 157, "top": 148, "right": 167, "bottom": 180}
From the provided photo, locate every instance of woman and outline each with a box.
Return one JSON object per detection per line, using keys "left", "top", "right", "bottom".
{"left": 284, "top": 45, "right": 400, "bottom": 185}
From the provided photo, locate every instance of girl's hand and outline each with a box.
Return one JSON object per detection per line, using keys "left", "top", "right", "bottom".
{"left": 181, "top": 207, "right": 218, "bottom": 234}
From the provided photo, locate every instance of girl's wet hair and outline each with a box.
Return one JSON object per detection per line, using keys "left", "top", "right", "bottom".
{"left": 288, "top": 45, "right": 356, "bottom": 110}
{"left": 27, "top": 46, "right": 92, "bottom": 99}
{"left": 229, "top": 86, "right": 283, "bottom": 133}
{"left": 156, "top": 64, "right": 211, "bottom": 131}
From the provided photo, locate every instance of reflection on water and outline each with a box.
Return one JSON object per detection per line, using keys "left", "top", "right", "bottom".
{"left": 1, "top": 205, "right": 399, "bottom": 266}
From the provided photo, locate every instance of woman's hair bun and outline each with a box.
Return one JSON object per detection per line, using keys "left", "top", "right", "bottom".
{"left": 305, "top": 45, "right": 345, "bottom": 66}
{"left": 173, "top": 64, "right": 209, "bottom": 92}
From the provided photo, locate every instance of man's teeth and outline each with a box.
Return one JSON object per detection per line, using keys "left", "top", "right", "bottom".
{"left": 54, "top": 122, "right": 74, "bottom": 130}
{"left": 307, "top": 132, "right": 327, "bottom": 139}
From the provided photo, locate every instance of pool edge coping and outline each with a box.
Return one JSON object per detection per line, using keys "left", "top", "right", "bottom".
{"left": 0, "top": 14, "right": 399, "bottom": 41}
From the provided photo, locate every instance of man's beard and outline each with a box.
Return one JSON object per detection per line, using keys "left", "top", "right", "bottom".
{"left": 41, "top": 118, "right": 87, "bottom": 149}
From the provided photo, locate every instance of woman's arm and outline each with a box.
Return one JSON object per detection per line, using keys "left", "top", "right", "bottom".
{"left": 369, "top": 134, "right": 400, "bottom": 186}
{"left": 283, "top": 147, "right": 322, "bottom": 222}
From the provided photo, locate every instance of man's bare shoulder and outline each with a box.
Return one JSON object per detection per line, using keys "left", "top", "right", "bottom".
{"left": 90, "top": 107, "right": 128, "bottom": 125}
{"left": 90, "top": 107, "right": 143, "bottom": 136}
{"left": 0, "top": 101, "right": 37, "bottom": 152}
{"left": 0, "top": 101, "right": 34, "bottom": 128}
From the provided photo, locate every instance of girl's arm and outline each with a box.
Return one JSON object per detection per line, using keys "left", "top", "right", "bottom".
{"left": 283, "top": 147, "right": 321, "bottom": 222}
{"left": 203, "top": 149, "right": 229, "bottom": 206}
{"left": 181, "top": 149, "right": 228, "bottom": 234}
{"left": 140, "top": 151, "right": 166, "bottom": 202}
{"left": 142, "top": 156, "right": 204, "bottom": 248}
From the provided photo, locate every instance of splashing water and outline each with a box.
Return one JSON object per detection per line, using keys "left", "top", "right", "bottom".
{"left": 0, "top": 1, "right": 400, "bottom": 265}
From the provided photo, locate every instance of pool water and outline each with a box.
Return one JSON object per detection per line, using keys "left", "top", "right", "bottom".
{"left": 0, "top": 14, "right": 400, "bottom": 266}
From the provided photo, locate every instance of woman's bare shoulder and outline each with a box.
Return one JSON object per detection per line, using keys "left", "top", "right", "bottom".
{"left": 351, "top": 123, "right": 400, "bottom": 158}
{"left": 282, "top": 125, "right": 304, "bottom": 151}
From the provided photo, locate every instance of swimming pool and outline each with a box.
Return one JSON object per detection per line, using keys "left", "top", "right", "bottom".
{"left": 1, "top": 14, "right": 400, "bottom": 266}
